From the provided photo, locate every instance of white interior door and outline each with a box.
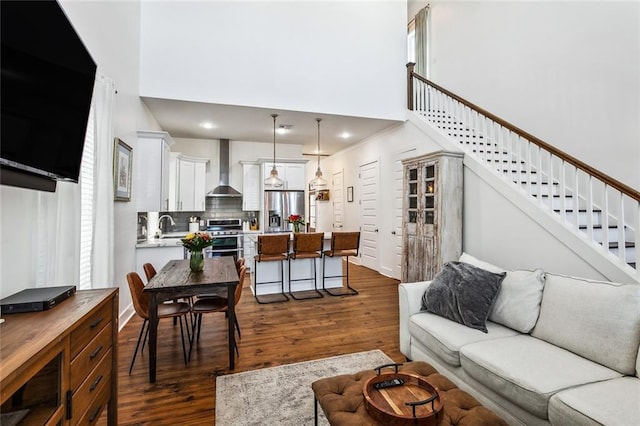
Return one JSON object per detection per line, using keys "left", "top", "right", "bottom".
{"left": 359, "top": 161, "right": 379, "bottom": 270}
{"left": 332, "top": 171, "right": 343, "bottom": 231}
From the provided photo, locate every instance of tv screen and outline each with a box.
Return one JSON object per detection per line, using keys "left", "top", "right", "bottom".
{"left": 1, "top": 0, "right": 97, "bottom": 186}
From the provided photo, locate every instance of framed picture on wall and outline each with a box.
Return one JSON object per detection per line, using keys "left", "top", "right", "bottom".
{"left": 113, "top": 138, "right": 132, "bottom": 201}
{"left": 347, "top": 186, "right": 354, "bottom": 202}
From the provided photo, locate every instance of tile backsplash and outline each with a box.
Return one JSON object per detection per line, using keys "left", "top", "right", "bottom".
{"left": 137, "top": 197, "right": 259, "bottom": 240}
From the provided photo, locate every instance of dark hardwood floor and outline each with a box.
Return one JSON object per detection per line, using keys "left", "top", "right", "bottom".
{"left": 107, "top": 262, "right": 404, "bottom": 425}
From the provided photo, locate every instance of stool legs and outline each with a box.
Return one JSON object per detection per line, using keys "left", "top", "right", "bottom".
{"left": 322, "top": 255, "right": 359, "bottom": 296}
{"left": 288, "top": 256, "right": 323, "bottom": 300}
{"left": 254, "top": 259, "right": 290, "bottom": 304}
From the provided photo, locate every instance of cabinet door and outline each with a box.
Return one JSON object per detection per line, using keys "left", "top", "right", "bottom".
{"left": 242, "top": 163, "right": 260, "bottom": 211}
{"left": 136, "top": 134, "right": 172, "bottom": 212}
{"left": 178, "top": 159, "right": 195, "bottom": 211}
{"left": 193, "top": 161, "right": 206, "bottom": 211}
{"left": 284, "top": 163, "right": 306, "bottom": 190}
{"left": 160, "top": 140, "right": 171, "bottom": 211}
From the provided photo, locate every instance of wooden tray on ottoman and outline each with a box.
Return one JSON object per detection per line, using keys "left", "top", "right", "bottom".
{"left": 363, "top": 372, "right": 443, "bottom": 426}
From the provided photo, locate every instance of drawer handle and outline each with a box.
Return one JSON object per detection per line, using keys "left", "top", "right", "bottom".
{"left": 90, "top": 374, "right": 103, "bottom": 392}
{"left": 90, "top": 345, "right": 103, "bottom": 360}
{"left": 89, "top": 404, "right": 102, "bottom": 422}
{"left": 90, "top": 317, "right": 104, "bottom": 328}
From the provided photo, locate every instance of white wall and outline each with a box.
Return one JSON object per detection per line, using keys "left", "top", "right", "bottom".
{"left": 0, "top": 1, "right": 161, "bottom": 320}
{"left": 139, "top": 1, "right": 407, "bottom": 121}
{"left": 420, "top": 1, "right": 639, "bottom": 189}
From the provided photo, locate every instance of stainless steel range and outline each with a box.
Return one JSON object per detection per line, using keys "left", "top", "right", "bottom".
{"left": 205, "top": 218, "right": 243, "bottom": 258}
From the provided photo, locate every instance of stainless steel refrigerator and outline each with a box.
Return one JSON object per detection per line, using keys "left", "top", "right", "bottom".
{"left": 264, "top": 190, "right": 305, "bottom": 233}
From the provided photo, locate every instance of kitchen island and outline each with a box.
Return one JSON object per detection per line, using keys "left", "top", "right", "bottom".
{"left": 246, "top": 232, "right": 344, "bottom": 296}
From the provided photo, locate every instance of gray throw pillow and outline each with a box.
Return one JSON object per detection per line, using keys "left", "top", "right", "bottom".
{"left": 421, "top": 261, "right": 506, "bottom": 333}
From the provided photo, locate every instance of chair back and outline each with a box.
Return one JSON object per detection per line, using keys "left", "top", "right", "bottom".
{"left": 142, "top": 263, "right": 157, "bottom": 282}
{"left": 257, "top": 234, "right": 290, "bottom": 258}
{"left": 235, "top": 257, "right": 245, "bottom": 275}
{"left": 293, "top": 232, "right": 323, "bottom": 254}
{"left": 330, "top": 231, "right": 360, "bottom": 255}
{"left": 234, "top": 265, "right": 247, "bottom": 306}
{"left": 127, "top": 272, "right": 149, "bottom": 319}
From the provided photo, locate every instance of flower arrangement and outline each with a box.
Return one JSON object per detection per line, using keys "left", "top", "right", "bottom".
{"left": 181, "top": 232, "right": 213, "bottom": 251}
{"left": 288, "top": 214, "right": 305, "bottom": 232}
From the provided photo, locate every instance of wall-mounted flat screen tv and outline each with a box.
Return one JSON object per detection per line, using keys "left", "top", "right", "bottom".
{"left": 1, "top": 0, "right": 97, "bottom": 191}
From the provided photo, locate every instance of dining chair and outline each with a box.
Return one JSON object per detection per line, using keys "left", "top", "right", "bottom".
{"left": 288, "top": 232, "right": 324, "bottom": 300}
{"left": 322, "top": 231, "right": 360, "bottom": 296}
{"left": 189, "top": 265, "right": 246, "bottom": 360}
{"left": 143, "top": 262, "right": 194, "bottom": 327}
{"left": 126, "top": 272, "right": 192, "bottom": 374}
{"left": 254, "top": 234, "right": 291, "bottom": 304}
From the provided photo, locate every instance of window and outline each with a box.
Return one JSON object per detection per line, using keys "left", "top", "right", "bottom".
{"left": 407, "top": 19, "right": 416, "bottom": 64}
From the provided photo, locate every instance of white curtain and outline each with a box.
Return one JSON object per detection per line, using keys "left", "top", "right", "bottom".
{"left": 415, "top": 5, "right": 429, "bottom": 77}
{"left": 34, "top": 73, "right": 115, "bottom": 289}
{"left": 90, "top": 73, "right": 116, "bottom": 289}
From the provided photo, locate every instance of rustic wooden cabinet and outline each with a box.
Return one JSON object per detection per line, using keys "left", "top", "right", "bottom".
{"left": 402, "top": 151, "right": 463, "bottom": 282}
{"left": 0, "top": 288, "right": 118, "bottom": 425}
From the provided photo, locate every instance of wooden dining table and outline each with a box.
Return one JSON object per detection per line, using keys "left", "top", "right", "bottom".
{"left": 143, "top": 257, "right": 239, "bottom": 383}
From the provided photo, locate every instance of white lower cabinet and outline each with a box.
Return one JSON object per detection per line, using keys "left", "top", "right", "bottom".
{"left": 243, "top": 234, "right": 256, "bottom": 270}
{"left": 135, "top": 245, "right": 185, "bottom": 281}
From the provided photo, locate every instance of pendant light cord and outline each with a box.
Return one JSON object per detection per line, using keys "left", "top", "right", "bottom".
{"left": 316, "top": 118, "right": 321, "bottom": 170}
{"left": 271, "top": 114, "right": 278, "bottom": 169}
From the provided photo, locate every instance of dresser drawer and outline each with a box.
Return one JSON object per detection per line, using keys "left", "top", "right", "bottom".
{"left": 71, "top": 349, "right": 112, "bottom": 425}
{"left": 70, "top": 301, "right": 113, "bottom": 358}
{"left": 70, "top": 322, "right": 112, "bottom": 391}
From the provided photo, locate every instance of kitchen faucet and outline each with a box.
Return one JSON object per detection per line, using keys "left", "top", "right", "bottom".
{"left": 158, "top": 214, "right": 176, "bottom": 232}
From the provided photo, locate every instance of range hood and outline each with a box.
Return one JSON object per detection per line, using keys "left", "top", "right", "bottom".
{"left": 206, "top": 139, "right": 242, "bottom": 197}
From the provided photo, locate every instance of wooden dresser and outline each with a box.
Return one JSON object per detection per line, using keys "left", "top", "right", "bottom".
{"left": 0, "top": 288, "right": 118, "bottom": 425}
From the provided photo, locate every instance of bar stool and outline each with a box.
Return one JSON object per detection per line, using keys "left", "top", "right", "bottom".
{"left": 322, "top": 231, "right": 360, "bottom": 296}
{"left": 288, "top": 232, "right": 324, "bottom": 300}
{"left": 254, "top": 234, "right": 291, "bottom": 304}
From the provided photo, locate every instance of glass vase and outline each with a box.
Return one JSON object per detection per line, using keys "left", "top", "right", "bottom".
{"left": 189, "top": 249, "right": 204, "bottom": 272}
{"left": 293, "top": 222, "right": 300, "bottom": 233}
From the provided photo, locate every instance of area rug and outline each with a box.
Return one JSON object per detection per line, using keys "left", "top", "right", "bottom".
{"left": 215, "top": 349, "right": 393, "bottom": 425}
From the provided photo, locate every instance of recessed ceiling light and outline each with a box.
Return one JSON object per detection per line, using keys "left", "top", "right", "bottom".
{"left": 276, "top": 124, "right": 292, "bottom": 135}
{"left": 200, "top": 122, "right": 215, "bottom": 129}
{"left": 339, "top": 132, "right": 351, "bottom": 139}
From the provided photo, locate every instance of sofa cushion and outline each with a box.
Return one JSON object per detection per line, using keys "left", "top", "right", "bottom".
{"left": 531, "top": 273, "right": 640, "bottom": 375}
{"left": 421, "top": 261, "right": 505, "bottom": 333}
{"left": 408, "top": 312, "right": 519, "bottom": 367}
{"left": 459, "top": 252, "right": 545, "bottom": 333}
{"left": 548, "top": 377, "right": 640, "bottom": 426}
{"left": 460, "top": 335, "right": 622, "bottom": 419}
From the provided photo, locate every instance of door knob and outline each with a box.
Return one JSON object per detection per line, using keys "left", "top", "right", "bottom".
{"left": 375, "top": 229, "right": 379, "bottom": 232}
{"left": 391, "top": 231, "right": 396, "bottom": 235}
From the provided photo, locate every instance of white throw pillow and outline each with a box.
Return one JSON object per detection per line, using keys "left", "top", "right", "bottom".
{"left": 459, "top": 253, "right": 545, "bottom": 333}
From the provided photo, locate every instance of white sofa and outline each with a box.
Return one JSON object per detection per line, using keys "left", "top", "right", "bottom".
{"left": 399, "top": 254, "right": 640, "bottom": 426}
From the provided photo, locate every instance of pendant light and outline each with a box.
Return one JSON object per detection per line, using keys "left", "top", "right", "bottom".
{"left": 264, "top": 113, "right": 284, "bottom": 188}
{"left": 309, "top": 118, "right": 328, "bottom": 191}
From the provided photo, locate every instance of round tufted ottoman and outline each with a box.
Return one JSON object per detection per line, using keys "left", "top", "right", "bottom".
{"left": 311, "top": 361, "right": 507, "bottom": 426}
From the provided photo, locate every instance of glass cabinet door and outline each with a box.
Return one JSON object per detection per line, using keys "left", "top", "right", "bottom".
{"left": 423, "top": 164, "right": 435, "bottom": 225}
{"left": 407, "top": 166, "right": 418, "bottom": 223}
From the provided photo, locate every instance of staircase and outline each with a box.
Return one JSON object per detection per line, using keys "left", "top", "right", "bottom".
{"left": 408, "top": 65, "right": 639, "bottom": 278}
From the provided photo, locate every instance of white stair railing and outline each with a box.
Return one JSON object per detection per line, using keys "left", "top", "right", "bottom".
{"left": 407, "top": 64, "right": 640, "bottom": 277}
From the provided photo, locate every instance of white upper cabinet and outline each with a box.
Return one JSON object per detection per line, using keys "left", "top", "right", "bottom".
{"left": 176, "top": 155, "right": 208, "bottom": 211}
{"left": 262, "top": 161, "right": 307, "bottom": 190}
{"left": 241, "top": 162, "right": 260, "bottom": 211}
{"left": 136, "top": 131, "right": 175, "bottom": 212}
